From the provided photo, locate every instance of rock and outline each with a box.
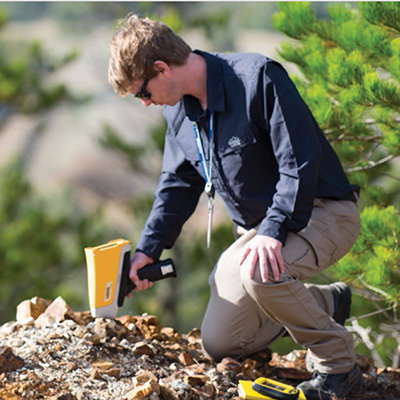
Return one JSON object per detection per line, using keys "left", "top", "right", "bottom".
{"left": 133, "top": 342, "right": 155, "bottom": 357}
{"left": 90, "top": 368, "right": 102, "bottom": 380}
{"left": 43, "top": 296, "right": 75, "bottom": 322}
{"left": 91, "top": 360, "right": 114, "bottom": 370}
{"left": 127, "top": 371, "right": 160, "bottom": 399}
{"left": 159, "top": 385, "right": 179, "bottom": 400}
{"left": 103, "top": 368, "right": 120, "bottom": 379}
{"left": 184, "top": 374, "right": 207, "bottom": 386}
{"left": 0, "top": 347, "right": 24, "bottom": 373}
{"left": 48, "top": 395, "right": 76, "bottom": 400}
{"left": 3, "top": 296, "right": 397, "bottom": 400}
{"left": 178, "top": 352, "right": 195, "bottom": 366}
{"left": 73, "top": 311, "right": 94, "bottom": 326}
{"left": 187, "top": 328, "right": 201, "bottom": 344}
{"left": 16, "top": 297, "right": 51, "bottom": 322}
{"left": 217, "top": 357, "right": 242, "bottom": 373}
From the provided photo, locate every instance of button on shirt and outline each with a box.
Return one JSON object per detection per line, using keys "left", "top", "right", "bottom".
{"left": 136, "top": 50, "right": 359, "bottom": 260}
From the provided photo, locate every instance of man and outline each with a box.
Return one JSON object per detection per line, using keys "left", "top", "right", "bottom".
{"left": 108, "top": 14, "right": 362, "bottom": 400}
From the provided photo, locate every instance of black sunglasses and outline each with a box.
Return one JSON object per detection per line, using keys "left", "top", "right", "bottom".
{"left": 134, "top": 78, "right": 151, "bottom": 99}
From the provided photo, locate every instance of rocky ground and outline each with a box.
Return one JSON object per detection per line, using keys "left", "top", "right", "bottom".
{"left": 0, "top": 297, "right": 399, "bottom": 400}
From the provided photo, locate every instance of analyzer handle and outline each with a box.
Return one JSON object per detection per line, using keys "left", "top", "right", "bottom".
{"left": 117, "top": 252, "right": 176, "bottom": 307}
{"left": 251, "top": 378, "right": 300, "bottom": 400}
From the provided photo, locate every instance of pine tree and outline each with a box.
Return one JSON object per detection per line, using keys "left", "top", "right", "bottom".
{"left": 273, "top": 2, "right": 400, "bottom": 367}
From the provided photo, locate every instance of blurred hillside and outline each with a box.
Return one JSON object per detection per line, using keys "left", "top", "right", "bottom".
{"left": 0, "top": 2, "right": 286, "bottom": 234}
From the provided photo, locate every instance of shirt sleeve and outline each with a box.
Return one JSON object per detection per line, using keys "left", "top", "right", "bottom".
{"left": 136, "top": 125, "right": 204, "bottom": 260}
{"left": 257, "top": 62, "right": 323, "bottom": 244}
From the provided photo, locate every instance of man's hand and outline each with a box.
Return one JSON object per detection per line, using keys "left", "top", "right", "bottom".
{"left": 129, "top": 251, "right": 155, "bottom": 292}
{"left": 239, "top": 234, "right": 284, "bottom": 283}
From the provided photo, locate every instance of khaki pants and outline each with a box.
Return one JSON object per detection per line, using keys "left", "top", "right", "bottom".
{"left": 201, "top": 197, "right": 360, "bottom": 374}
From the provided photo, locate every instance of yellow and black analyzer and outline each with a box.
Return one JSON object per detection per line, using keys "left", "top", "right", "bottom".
{"left": 238, "top": 377, "right": 307, "bottom": 400}
{"left": 85, "top": 239, "right": 176, "bottom": 318}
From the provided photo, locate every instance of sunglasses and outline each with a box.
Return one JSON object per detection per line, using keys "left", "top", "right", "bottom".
{"left": 134, "top": 78, "right": 151, "bottom": 99}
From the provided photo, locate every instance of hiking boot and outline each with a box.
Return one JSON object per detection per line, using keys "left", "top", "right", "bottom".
{"left": 297, "top": 364, "right": 363, "bottom": 400}
{"left": 328, "top": 282, "right": 352, "bottom": 326}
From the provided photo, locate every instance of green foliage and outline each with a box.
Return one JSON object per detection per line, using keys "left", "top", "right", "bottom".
{"left": 153, "top": 7, "right": 184, "bottom": 33}
{"left": 334, "top": 206, "right": 400, "bottom": 303}
{"left": 273, "top": 2, "right": 400, "bottom": 205}
{"left": 272, "top": 2, "right": 317, "bottom": 39}
{"left": 359, "top": 2, "right": 400, "bottom": 32}
{"left": 0, "top": 13, "right": 78, "bottom": 128}
{"left": 0, "top": 8, "right": 5, "bottom": 27}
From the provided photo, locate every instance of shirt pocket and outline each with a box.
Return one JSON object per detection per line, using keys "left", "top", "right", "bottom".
{"left": 218, "top": 123, "right": 257, "bottom": 157}
{"left": 217, "top": 123, "right": 269, "bottom": 189}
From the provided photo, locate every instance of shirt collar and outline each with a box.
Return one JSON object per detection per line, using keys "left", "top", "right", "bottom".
{"left": 184, "top": 50, "right": 225, "bottom": 121}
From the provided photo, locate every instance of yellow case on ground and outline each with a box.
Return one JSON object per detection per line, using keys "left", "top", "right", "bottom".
{"left": 238, "top": 378, "right": 306, "bottom": 400}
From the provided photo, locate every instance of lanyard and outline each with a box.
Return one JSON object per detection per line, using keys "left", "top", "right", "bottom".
{"left": 192, "top": 111, "right": 214, "bottom": 248}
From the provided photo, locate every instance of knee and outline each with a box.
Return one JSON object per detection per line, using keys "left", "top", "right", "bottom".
{"left": 201, "top": 336, "right": 224, "bottom": 362}
{"left": 239, "top": 265, "right": 291, "bottom": 304}
{"left": 201, "top": 333, "right": 229, "bottom": 362}
{"left": 200, "top": 321, "right": 241, "bottom": 362}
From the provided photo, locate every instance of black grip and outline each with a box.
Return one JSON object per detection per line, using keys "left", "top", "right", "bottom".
{"left": 117, "top": 252, "right": 176, "bottom": 307}
{"left": 137, "top": 259, "right": 176, "bottom": 282}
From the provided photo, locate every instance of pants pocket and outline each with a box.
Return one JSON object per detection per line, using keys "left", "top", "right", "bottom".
{"left": 298, "top": 199, "right": 360, "bottom": 269}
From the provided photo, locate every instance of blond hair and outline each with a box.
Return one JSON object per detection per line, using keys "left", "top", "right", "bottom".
{"left": 108, "top": 14, "right": 192, "bottom": 96}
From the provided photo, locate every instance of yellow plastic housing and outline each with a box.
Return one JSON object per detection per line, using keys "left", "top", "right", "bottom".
{"left": 238, "top": 378, "right": 306, "bottom": 400}
{"left": 85, "top": 238, "right": 131, "bottom": 318}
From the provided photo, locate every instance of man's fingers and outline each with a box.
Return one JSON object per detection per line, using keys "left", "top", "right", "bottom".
{"left": 239, "top": 247, "right": 251, "bottom": 265}
{"left": 132, "top": 279, "right": 153, "bottom": 292}
{"left": 240, "top": 235, "right": 284, "bottom": 283}
{"left": 258, "top": 247, "right": 269, "bottom": 283}
{"left": 267, "top": 251, "right": 280, "bottom": 281}
{"left": 129, "top": 252, "right": 155, "bottom": 293}
{"left": 246, "top": 249, "right": 258, "bottom": 279}
{"left": 277, "top": 252, "right": 285, "bottom": 274}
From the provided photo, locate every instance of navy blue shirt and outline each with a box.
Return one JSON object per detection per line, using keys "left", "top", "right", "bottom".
{"left": 136, "top": 50, "right": 358, "bottom": 260}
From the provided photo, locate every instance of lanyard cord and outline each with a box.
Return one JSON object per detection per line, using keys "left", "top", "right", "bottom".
{"left": 192, "top": 110, "right": 214, "bottom": 197}
{"left": 192, "top": 110, "right": 215, "bottom": 248}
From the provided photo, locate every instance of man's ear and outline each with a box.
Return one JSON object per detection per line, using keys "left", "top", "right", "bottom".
{"left": 153, "top": 60, "right": 171, "bottom": 76}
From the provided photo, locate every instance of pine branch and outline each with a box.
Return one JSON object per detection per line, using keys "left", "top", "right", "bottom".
{"left": 325, "top": 117, "right": 400, "bottom": 142}
{"left": 348, "top": 304, "right": 396, "bottom": 322}
{"left": 329, "top": 133, "right": 381, "bottom": 143}
{"left": 346, "top": 154, "right": 395, "bottom": 173}
{"left": 380, "top": 322, "right": 400, "bottom": 332}
{"left": 352, "top": 287, "right": 385, "bottom": 302}
{"left": 357, "top": 275, "right": 394, "bottom": 300}
{"left": 349, "top": 320, "right": 385, "bottom": 368}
